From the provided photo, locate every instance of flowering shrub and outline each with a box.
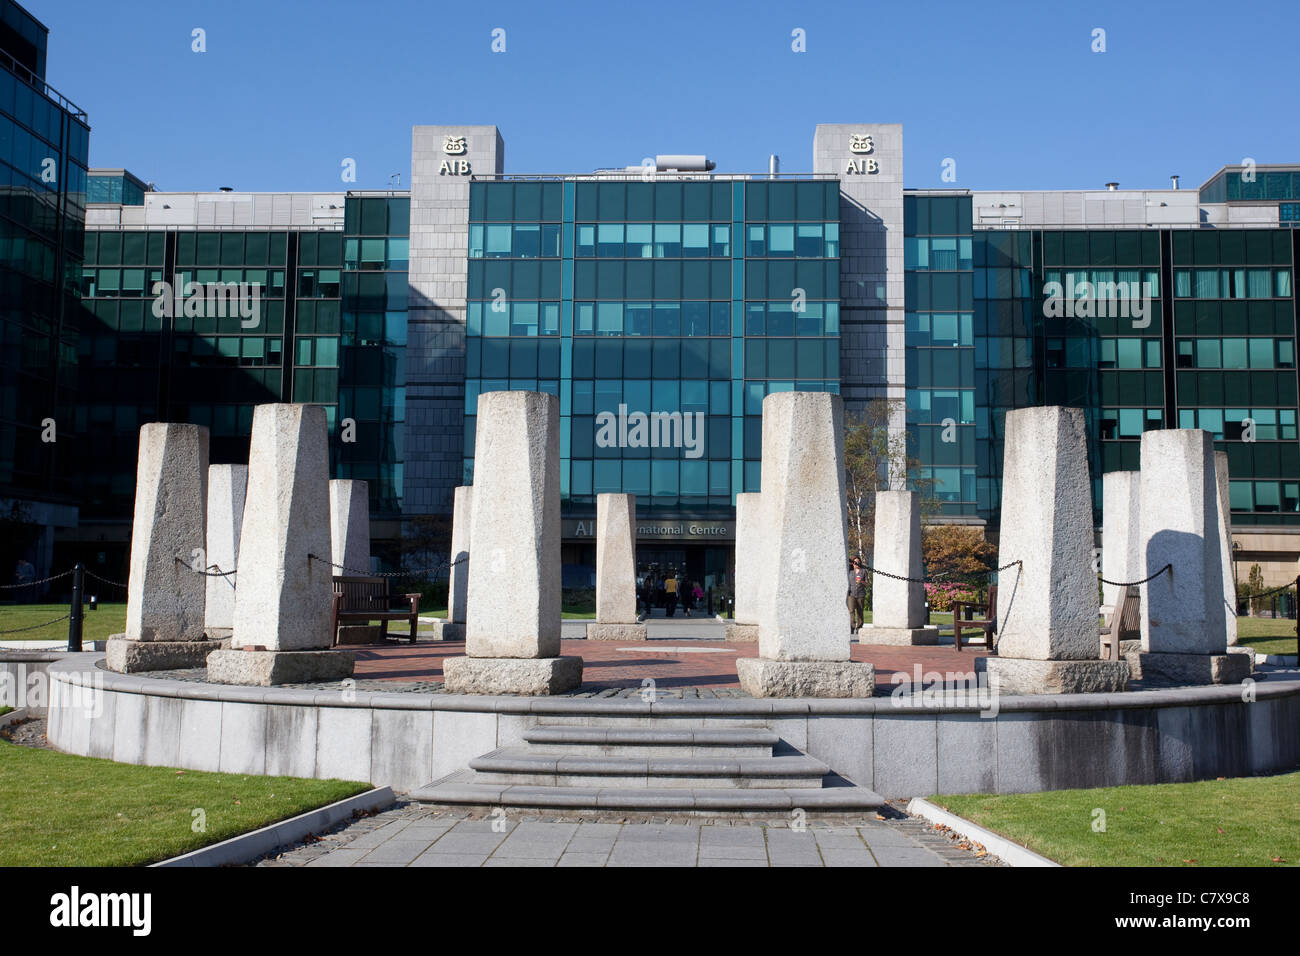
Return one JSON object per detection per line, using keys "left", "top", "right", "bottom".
{"left": 924, "top": 581, "right": 980, "bottom": 613}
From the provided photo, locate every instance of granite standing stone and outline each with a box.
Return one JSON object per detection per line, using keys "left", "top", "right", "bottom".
{"left": 209, "top": 404, "right": 352, "bottom": 685}
{"left": 228, "top": 405, "right": 334, "bottom": 652}
{"left": 1129, "top": 430, "right": 1248, "bottom": 685}
{"left": 725, "top": 493, "right": 761, "bottom": 642}
{"left": 735, "top": 392, "right": 873, "bottom": 697}
{"left": 108, "top": 423, "right": 218, "bottom": 673}
{"left": 429, "top": 485, "right": 473, "bottom": 641}
{"left": 1140, "top": 429, "right": 1227, "bottom": 655}
{"left": 860, "top": 490, "right": 936, "bottom": 645}
{"left": 444, "top": 391, "right": 580, "bottom": 694}
{"left": 124, "top": 423, "right": 210, "bottom": 642}
{"left": 204, "top": 464, "right": 247, "bottom": 635}
{"left": 985, "top": 407, "right": 1128, "bottom": 694}
{"left": 329, "top": 479, "right": 371, "bottom": 574}
{"left": 1215, "top": 452, "right": 1238, "bottom": 646}
{"left": 1101, "top": 471, "right": 1141, "bottom": 613}
{"left": 588, "top": 493, "right": 646, "bottom": 641}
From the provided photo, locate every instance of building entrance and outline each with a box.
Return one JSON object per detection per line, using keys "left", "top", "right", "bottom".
{"left": 635, "top": 543, "right": 732, "bottom": 617}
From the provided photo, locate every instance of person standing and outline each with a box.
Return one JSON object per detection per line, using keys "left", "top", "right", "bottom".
{"left": 847, "top": 555, "right": 867, "bottom": 634}
{"left": 664, "top": 571, "right": 679, "bottom": 617}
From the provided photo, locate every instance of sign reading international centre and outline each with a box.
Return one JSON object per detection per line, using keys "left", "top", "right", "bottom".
{"left": 564, "top": 519, "right": 734, "bottom": 540}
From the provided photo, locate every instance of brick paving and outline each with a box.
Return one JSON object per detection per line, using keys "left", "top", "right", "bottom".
{"left": 251, "top": 799, "right": 1006, "bottom": 868}
{"left": 120, "top": 617, "right": 990, "bottom": 697}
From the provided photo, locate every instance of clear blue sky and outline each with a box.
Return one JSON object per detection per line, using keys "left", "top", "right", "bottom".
{"left": 35, "top": 0, "right": 1300, "bottom": 193}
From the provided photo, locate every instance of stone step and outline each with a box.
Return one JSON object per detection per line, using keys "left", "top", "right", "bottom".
{"left": 467, "top": 748, "right": 829, "bottom": 789}
{"left": 521, "top": 725, "right": 779, "bottom": 758}
{"left": 411, "top": 776, "right": 886, "bottom": 812}
{"left": 531, "top": 715, "right": 771, "bottom": 730}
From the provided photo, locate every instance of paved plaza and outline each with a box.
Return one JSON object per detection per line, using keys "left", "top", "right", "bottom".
{"left": 254, "top": 801, "right": 1003, "bottom": 868}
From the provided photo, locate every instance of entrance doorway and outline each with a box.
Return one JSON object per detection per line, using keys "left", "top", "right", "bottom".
{"left": 635, "top": 544, "right": 731, "bottom": 617}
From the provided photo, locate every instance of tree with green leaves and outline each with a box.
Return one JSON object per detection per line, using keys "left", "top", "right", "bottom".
{"left": 842, "top": 399, "right": 937, "bottom": 566}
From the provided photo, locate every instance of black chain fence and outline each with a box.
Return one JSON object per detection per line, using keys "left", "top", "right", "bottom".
{"left": 1099, "top": 563, "right": 1171, "bottom": 588}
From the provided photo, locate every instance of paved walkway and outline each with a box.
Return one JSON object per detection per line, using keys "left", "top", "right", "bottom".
{"left": 341, "top": 628, "right": 987, "bottom": 693}
{"left": 254, "top": 801, "right": 1003, "bottom": 868}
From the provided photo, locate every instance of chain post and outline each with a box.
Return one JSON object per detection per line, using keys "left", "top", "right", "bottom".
{"left": 67, "top": 563, "right": 85, "bottom": 652}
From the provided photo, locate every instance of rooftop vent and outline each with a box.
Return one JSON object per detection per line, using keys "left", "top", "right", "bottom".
{"left": 1105, "top": 182, "right": 1119, "bottom": 191}
{"left": 1170, "top": 175, "right": 1180, "bottom": 190}
{"left": 219, "top": 186, "right": 234, "bottom": 192}
{"left": 654, "top": 155, "right": 715, "bottom": 172}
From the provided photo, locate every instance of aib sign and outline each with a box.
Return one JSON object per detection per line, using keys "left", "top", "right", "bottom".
{"left": 440, "top": 135, "right": 470, "bottom": 176}
{"left": 845, "top": 133, "right": 878, "bottom": 175}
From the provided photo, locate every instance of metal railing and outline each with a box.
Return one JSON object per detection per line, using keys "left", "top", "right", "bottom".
{"left": 0, "top": 49, "right": 88, "bottom": 121}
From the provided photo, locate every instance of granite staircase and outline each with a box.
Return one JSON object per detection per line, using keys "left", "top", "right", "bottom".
{"left": 411, "top": 716, "right": 885, "bottom": 812}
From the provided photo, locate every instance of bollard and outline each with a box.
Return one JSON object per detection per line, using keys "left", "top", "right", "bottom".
{"left": 67, "top": 563, "right": 85, "bottom": 652}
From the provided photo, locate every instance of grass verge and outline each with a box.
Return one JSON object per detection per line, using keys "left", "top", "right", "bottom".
{"left": 0, "top": 739, "right": 368, "bottom": 866}
{"left": 0, "top": 602, "right": 126, "bottom": 643}
{"left": 934, "top": 771, "right": 1300, "bottom": 866}
{"left": 1236, "top": 616, "right": 1299, "bottom": 657}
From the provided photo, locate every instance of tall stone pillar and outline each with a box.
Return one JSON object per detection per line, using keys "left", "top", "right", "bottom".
{"left": 859, "top": 490, "right": 936, "bottom": 645}
{"left": 329, "top": 479, "right": 371, "bottom": 575}
{"left": 984, "top": 407, "right": 1129, "bottom": 694}
{"left": 443, "top": 391, "right": 582, "bottom": 694}
{"left": 430, "top": 485, "right": 472, "bottom": 641}
{"left": 725, "top": 492, "right": 761, "bottom": 642}
{"left": 204, "top": 464, "right": 248, "bottom": 637}
{"left": 587, "top": 493, "right": 646, "bottom": 641}
{"left": 1101, "top": 471, "right": 1141, "bottom": 613}
{"left": 207, "top": 404, "right": 353, "bottom": 686}
{"left": 107, "top": 423, "right": 219, "bottom": 672}
{"left": 1215, "top": 452, "right": 1239, "bottom": 647}
{"left": 735, "top": 392, "right": 874, "bottom": 698}
{"left": 1132, "top": 430, "right": 1248, "bottom": 685}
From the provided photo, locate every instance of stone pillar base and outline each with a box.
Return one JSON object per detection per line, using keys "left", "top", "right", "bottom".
{"left": 443, "top": 656, "right": 583, "bottom": 695}
{"left": 985, "top": 658, "right": 1129, "bottom": 695}
{"left": 725, "top": 623, "right": 759, "bottom": 642}
{"left": 857, "top": 624, "right": 939, "bottom": 646}
{"left": 424, "top": 620, "right": 465, "bottom": 642}
{"left": 335, "top": 625, "right": 384, "bottom": 646}
{"left": 585, "top": 623, "right": 647, "bottom": 641}
{"left": 105, "top": 636, "right": 228, "bottom": 673}
{"left": 1126, "top": 651, "right": 1251, "bottom": 686}
{"left": 206, "top": 649, "right": 355, "bottom": 686}
{"left": 736, "top": 658, "right": 874, "bottom": 698}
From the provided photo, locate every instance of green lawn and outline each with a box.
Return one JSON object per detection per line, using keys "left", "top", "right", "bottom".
{"left": 0, "top": 602, "right": 126, "bottom": 642}
{"left": 0, "top": 739, "right": 368, "bottom": 866}
{"left": 1236, "top": 616, "right": 1299, "bottom": 656}
{"left": 0, "top": 706, "right": 11, "bottom": 718}
{"left": 935, "top": 771, "right": 1300, "bottom": 867}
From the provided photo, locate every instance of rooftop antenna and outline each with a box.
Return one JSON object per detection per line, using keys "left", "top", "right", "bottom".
{"left": 390, "top": 173, "right": 401, "bottom": 188}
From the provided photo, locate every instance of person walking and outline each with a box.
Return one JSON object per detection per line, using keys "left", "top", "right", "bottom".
{"left": 664, "top": 571, "right": 679, "bottom": 617}
{"left": 847, "top": 555, "right": 867, "bottom": 634}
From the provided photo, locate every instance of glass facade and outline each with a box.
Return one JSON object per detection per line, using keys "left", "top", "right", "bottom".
{"left": 904, "top": 191, "right": 1299, "bottom": 527}
{"left": 0, "top": 4, "right": 89, "bottom": 502}
{"left": 462, "top": 178, "right": 841, "bottom": 516}
{"left": 340, "top": 194, "right": 408, "bottom": 515}
{"left": 1201, "top": 168, "right": 1300, "bottom": 204}
{"left": 74, "top": 197, "right": 407, "bottom": 521}
{"left": 87, "top": 171, "right": 145, "bottom": 205}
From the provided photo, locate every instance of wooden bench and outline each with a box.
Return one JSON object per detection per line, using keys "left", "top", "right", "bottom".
{"left": 952, "top": 585, "right": 997, "bottom": 652}
{"left": 1100, "top": 585, "right": 1140, "bottom": 661}
{"left": 331, "top": 576, "right": 421, "bottom": 646}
